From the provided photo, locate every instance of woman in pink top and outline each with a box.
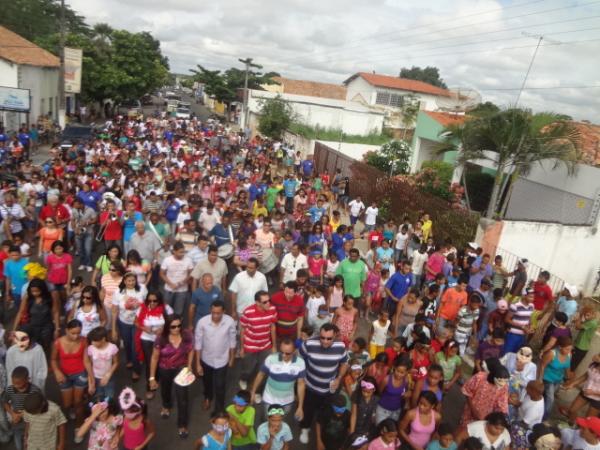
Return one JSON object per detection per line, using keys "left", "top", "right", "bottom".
{"left": 100, "top": 261, "right": 125, "bottom": 331}
{"left": 399, "top": 391, "right": 441, "bottom": 450}
{"left": 425, "top": 244, "right": 445, "bottom": 282}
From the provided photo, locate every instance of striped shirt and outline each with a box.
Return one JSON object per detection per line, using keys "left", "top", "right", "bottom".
{"left": 261, "top": 353, "right": 306, "bottom": 405}
{"left": 508, "top": 301, "right": 534, "bottom": 335}
{"left": 300, "top": 337, "right": 348, "bottom": 394}
{"left": 456, "top": 306, "right": 480, "bottom": 335}
{"left": 240, "top": 304, "right": 278, "bottom": 353}
{"left": 270, "top": 291, "right": 305, "bottom": 337}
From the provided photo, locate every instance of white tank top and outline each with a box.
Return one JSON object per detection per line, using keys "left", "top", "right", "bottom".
{"left": 75, "top": 304, "right": 100, "bottom": 337}
{"left": 372, "top": 319, "right": 391, "bottom": 346}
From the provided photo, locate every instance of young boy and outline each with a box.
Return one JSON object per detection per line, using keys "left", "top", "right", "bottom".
{"left": 426, "top": 422, "right": 457, "bottom": 450}
{"left": 488, "top": 298, "right": 509, "bottom": 336}
{"left": 384, "top": 337, "right": 406, "bottom": 368}
{"left": 454, "top": 294, "right": 482, "bottom": 356}
{"left": 474, "top": 329, "right": 506, "bottom": 373}
{"left": 22, "top": 391, "right": 66, "bottom": 450}
{"left": 3, "top": 245, "right": 28, "bottom": 309}
{"left": 403, "top": 313, "right": 431, "bottom": 348}
{"left": 225, "top": 390, "right": 257, "bottom": 449}
{"left": 256, "top": 404, "right": 293, "bottom": 450}
{"left": 316, "top": 394, "right": 350, "bottom": 450}
{"left": 348, "top": 337, "right": 370, "bottom": 367}
{"left": 3, "top": 366, "right": 43, "bottom": 450}
{"left": 561, "top": 416, "right": 600, "bottom": 450}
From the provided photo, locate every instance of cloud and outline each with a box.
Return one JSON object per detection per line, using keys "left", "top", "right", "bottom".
{"left": 68, "top": 0, "right": 600, "bottom": 121}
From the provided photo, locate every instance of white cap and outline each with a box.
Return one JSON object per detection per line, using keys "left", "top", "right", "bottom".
{"left": 564, "top": 283, "right": 579, "bottom": 297}
{"left": 468, "top": 242, "right": 479, "bottom": 250}
{"left": 518, "top": 258, "right": 529, "bottom": 268}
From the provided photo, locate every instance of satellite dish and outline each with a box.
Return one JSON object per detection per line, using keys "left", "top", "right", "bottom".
{"left": 435, "top": 88, "right": 482, "bottom": 113}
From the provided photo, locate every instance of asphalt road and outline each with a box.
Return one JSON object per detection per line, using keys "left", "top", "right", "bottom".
{"left": 4, "top": 98, "right": 470, "bottom": 450}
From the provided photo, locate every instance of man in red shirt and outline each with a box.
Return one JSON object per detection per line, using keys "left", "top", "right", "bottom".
{"left": 270, "top": 281, "right": 305, "bottom": 339}
{"left": 97, "top": 199, "right": 123, "bottom": 249}
{"left": 38, "top": 194, "right": 70, "bottom": 230}
{"left": 239, "top": 290, "right": 278, "bottom": 390}
{"left": 533, "top": 270, "right": 554, "bottom": 311}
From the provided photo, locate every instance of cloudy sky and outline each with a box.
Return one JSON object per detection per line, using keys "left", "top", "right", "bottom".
{"left": 69, "top": 0, "right": 600, "bottom": 121}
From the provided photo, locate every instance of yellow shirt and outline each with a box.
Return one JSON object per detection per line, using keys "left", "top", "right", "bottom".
{"left": 252, "top": 204, "right": 268, "bottom": 219}
{"left": 422, "top": 220, "right": 433, "bottom": 241}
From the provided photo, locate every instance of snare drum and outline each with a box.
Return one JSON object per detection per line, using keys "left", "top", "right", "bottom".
{"left": 217, "top": 243, "right": 234, "bottom": 259}
{"left": 259, "top": 248, "right": 279, "bottom": 274}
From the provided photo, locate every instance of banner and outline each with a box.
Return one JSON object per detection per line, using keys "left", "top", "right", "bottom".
{"left": 0, "top": 86, "right": 30, "bottom": 112}
{"left": 64, "top": 47, "right": 83, "bottom": 93}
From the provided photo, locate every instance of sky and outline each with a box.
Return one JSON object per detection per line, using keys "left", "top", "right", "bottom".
{"left": 68, "top": 0, "right": 600, "bottom": 122}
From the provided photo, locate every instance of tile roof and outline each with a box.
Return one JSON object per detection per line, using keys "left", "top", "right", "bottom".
{"left": 424, "top": 110, "right": 467, "bottom": 127}
{"left": 272, "top": 76, "right": 347, "bottom": 100}
{"left": 345, "top": 72, "right": 451, "bottom": 97}
{"left": 572, "top": 121, "right": 600, "bottom": 166}
{"left": 0, "top": 26, "right": 59, "bottom": 68}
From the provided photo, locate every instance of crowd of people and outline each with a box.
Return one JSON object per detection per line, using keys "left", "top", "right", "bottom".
{"left": 0, "top": 113, "right": 598, "bottom": 450}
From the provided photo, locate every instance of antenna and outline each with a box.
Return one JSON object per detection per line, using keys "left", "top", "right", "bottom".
{"left": 435, "top": 88, "right": 482, "bottom": 113}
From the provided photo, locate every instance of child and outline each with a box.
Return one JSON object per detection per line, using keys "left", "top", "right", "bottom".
{"left": 256, "top": 404, "right": 293, "bottom": 450}
{"left": 324, "top": 252, "right": 339, "bottom": 287}
{"left": 333, "top": 295, "right": 359, "bottom": 346}
{"left": 85, "top": 326, "right": 119, "bottom": 399}
{"left": 368, "top": 310, "right": 391, "bottom": 360}
{"left": 474, "top": 329, "right": 506, "bottom": 373}
{"left": 454, "top": 295, "right": 482, "bottom": 356}
{"left": 119, "top": 388, "right": 155, "bottom": 450}
{"left": 377, "top": 269, "right": 391, "bottom": 313}
{"left": 368, "top": 418, "right": 400, "bottom": 450}
{"left": 3, "top": 366, "right": 42, "bottom": 450}
{"left": 307, "top": 249, "right": 326, "bottom": 287}
{"left": 225, "top": 390, "right": 257, "bottom": 449}
{"left": 343, "top": 359, "right": 363, "bottom": 409}
{"left": 487, "top": 298, "right": 509, "bottom": 336}
{"left": 560, "top": 416, "right": 600, "bottom": 450}
{"left": 426, "top": 422, "right": 457, "bottom": 450}
{"left": 22, "top": 392, "right": 66, "bottom": 450}
{"left": 76, "top": 396, "right": 123, "bottom": 449}
{"left": 328, "top": 275, "right": 344, "bottom": 312}
{"left": 435, "top": 340, "right": 462, "bottom": 392}
{"left": 45, "top": 240, "right": 73, "bottom": 309}
{"left": 306, "top": 286, "right": 326, "bottom": 327}
{"left": 195, "top": 411, "right": 232, "bottom": 450}
{"left": 384, "top": 337, "right": 406, "bottom": 368}
{"left": 295, "top": 269, "right": 309, "bottom": 301}
{"left": 348, "top": 337, "right": 370, "bottom": 367}
{"left": 311, "top": 305, "right": 331, "bottom": 334}
{"left": 4, "top": 245, "right": 28, "bottom": 309}
{"left": 403, "top": 314, "right": 432, "bottom": 348}
{"left": 316, "top": 394, "right": 350, "bottom": 450}
{"left": 363, "top": 263, "right": 382, "bottom": 318}
{"left": 296, "top": 324, "right": 314, "bottom": 349}
{"left": 431, "top": 325, "right": 455, "bottom": 355}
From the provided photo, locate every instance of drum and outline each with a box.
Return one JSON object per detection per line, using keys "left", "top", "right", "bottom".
{"left": 259, "top": 248, "right": 279, "bottom": 274}
{"left": 217, "top": 243, "right": 234, "bottom": 259}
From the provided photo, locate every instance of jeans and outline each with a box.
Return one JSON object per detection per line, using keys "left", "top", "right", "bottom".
{"left": 164, "top": 291, "right": 189, "bottom": 317}
{"left": 543, "top": 380, "right": 561, "bottom": 419}
{"left": 240, "top": 349, "right": 271, "bottom": 384}
{"left": 75, "top": 232, "right": 93, "bottom": 267}
{"left": 159, "top": 367, "right": 189, "bottom": 427}
{"left": 300, "top": 388, "right": 331, "bottom": 429}
{"left": 141, "top": 339, "right": 155, "bottom": 389}
{"left": 201, "top": 361, "right": 228, "bottom": 412}
{"left": 412, "top": 273, "right": 423, "bottom": 289}
{"left": 117, "top": 320, "right": 141, "bottom": 374}
{"left": 375, "top": 405, "right": 401, "bottom": 424}
{"left": 94, "top": 377, "right": 115, "bottom": 399}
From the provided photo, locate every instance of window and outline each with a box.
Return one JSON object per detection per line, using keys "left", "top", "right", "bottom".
{"left": 40, "top": 98, "right": 45, "bottom": 117}
{"left": 375, "top": 90, "right": 406, "bottom": 107}
{"left": 375, "top": 91, "right": 390, "bottom": 105}
{"left": 390, "top": 94, "right": 404, "bottom": 107}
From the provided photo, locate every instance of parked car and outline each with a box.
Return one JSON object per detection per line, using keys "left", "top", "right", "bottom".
{"left": 175, "top": 106, "right": 191, "bottom": 119}
{"left": 116, "top": 99, "right": 142, "bottom": 116}
{"left": 141, "top": 94, "right": 154, "bottom": 105}
{"left": 60, "top": 125, "right": 94, "bottom": 151}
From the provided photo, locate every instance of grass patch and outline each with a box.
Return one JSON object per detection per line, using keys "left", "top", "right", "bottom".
{"left": 289, "top": 123, "right": 391, "bottom": 145}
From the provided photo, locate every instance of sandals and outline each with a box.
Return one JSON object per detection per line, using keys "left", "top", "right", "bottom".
{"left": 178, "top": 429, "right": 189, "bottom": 439}
{"left": 160, "top": 409, "right": 170, "bottom": 419}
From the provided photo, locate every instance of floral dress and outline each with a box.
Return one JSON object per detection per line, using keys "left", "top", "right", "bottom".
{"left": 88, "top": 414, "right": 123, "bottom": 450}
{"left": 460, "top": 371, "right": 509, "bottom": 427}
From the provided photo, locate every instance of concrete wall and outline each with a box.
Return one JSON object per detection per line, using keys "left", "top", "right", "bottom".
{"left": 481, "top": 219, "right": 600, "bottom": 295}
{"left": 19, "top": 65, "right": 59, "bottom": 125}
{"left": 345, "top": 76, "right": 374, "bottom": 105}
{"left": 0, "top": 59, "right": 21, "bottom": 132}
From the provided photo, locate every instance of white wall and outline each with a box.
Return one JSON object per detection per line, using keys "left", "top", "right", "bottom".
{"left": 0, "top": 59, "right": 21, "bottom": 132}
{"left": 317, "top": 140, "right": 381, "bottom": 161}
{"left": 345, "top": 76, "right": 375, "bottom": 105}
{"left": 497, "top": 220, "right": 600, "bottom": 295}
{"left": 19, "top": 65, "right": 59, "bottom": 124}
{"left": 246, "top": 90, "right": 384, "bottom": 137}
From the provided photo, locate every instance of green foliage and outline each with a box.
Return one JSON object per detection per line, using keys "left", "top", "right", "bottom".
{"left": 465, "top": 171, "right": 495, "bottom": 212}
{"left": 417, "top": 161, "right": 454, "bottom": 200}
{"left": 190, "top": 63, "right": 279, "bottom": 105}
{"left": 289, "top": 123, "right": 391, "bottom": 145}
{"left": 364, "top": 140, "right": 411, "bottom": 175}
{"left": 399, "top": 66, "right": 447, "bottom": 89}
{"left": 258, "top": 96, "right": 294, "bottom": 139}
{"left": 470, "top": 101, "right": 501, "bottom": 117}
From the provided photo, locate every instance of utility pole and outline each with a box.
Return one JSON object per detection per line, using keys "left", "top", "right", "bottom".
{"left": 57, "top": 0, "right": 66, "bottom": 128}
{"left": 238, "top": 57, "right": 260, "bottom": 130}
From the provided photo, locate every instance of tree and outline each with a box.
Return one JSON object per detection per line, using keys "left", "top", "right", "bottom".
{"left": 438, "top": 108, "right": 581, "bottom": 218}
{"left": 400, "top": 94, "right": 420, "bottom": 139}
{"left": 258, "top": 95, "right": 295, "bottom": 139}
{"left": 364, "top": 140, "right": 412, "bottom": 175}
{"left": 470, "top": 101, "right": 501, "bottom": 117}
{"left": 399, "top": 66, "right": 447, "bottom": 88}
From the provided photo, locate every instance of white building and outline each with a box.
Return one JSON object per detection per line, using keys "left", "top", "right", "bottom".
{"left": 0, "top": 25, "right": 60, "bottom": 132}
{"left": 343, "top": 72, "right": 451, "bottom": 128}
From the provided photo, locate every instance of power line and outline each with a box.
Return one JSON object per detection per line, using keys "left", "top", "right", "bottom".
{"left": 282, "top": 0, "right": 600, "bottom": 64}
{"left": 480, "top": 85, "right": 600, "bottom": 91}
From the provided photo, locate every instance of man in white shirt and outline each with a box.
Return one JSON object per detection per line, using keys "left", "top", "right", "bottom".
{"left": 0, "top": 193, "right": 26, "bottom": 239}
{"left": 364, "top": 201, "right": 379, "bottom": 232}
{"left": 229, "top": 258, "right": 268, "bottom": 320}
{"left": 160, "top": 241, "right": 194, "bottom": 316}
{"left": 198, "top": 203, "right": 221, "bottom": 233}
{"left": 347, "top": 196, "right": 365, "bottom": 226}
{"left": 279, "top": 244, "right": 308, "bottom": 284}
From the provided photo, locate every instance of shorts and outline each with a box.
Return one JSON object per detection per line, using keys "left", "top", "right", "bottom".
{"left": 583, "top": 394, "right": 600, "bottom": 410}
{"left": 46, "top": 282, "right": 66, "bottom": 292}
{"left": 59, "top": 371, "right": 88, "bottom": 390}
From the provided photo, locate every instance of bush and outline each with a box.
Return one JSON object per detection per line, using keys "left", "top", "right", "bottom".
{"left": 364, "top": 140, "right": 411, "bottom": 175}
{"left": 465, "top": 171, "right": 495, "bottom": 212}
{"left": 289, "top": 123, "right": 391, "bottom": 145}
{"left": 415, "top": 161, "right": 454, "bottom": 200}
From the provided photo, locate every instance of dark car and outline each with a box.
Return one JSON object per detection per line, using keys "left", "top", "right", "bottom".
{"left": 60, "top": 125, "right": 94, "bottom": 150}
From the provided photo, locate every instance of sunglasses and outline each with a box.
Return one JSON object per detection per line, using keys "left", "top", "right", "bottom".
{"left": 170, "top": 324, "right": 182, "bottom": 329}
{"left": 82, "top": 295, "right": 92, "bottom": 300}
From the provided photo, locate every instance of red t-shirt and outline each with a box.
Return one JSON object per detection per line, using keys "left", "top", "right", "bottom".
{"left": 39, "top": 204, "right": 70, "bottom": 224}
{"left": 368, "top": 231, "right": 384, "bottom": 246}
{"left": 99, "top": 211, "right": 123, "bottom": 240}
{"left": 270, "top": 291, "right": 305, "bottom": 337}
{"left": 0, "top": 250, "right": 7, "bottom": 281}
{"left": 46, "top": 252, "right": 73, "bottom": 284}
{"left": 384, "top": 348, "right": 404, "bottom": 368}
{"left": 307, "top": 256, "right": 326, "bottom": 278}
{"left": 239, "top": 304, "right": 278, "bottom": 353}
{"left": 533, "top": 281, "right": 554, "bottom": 311}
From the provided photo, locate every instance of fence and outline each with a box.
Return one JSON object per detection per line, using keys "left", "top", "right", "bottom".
{"left": 314, "top": 141, "right": 357, "bottom": 179}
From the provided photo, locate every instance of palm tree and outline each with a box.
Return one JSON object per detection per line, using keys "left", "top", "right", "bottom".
{"left": 438, "top": 108, "right": 581, "bottom": 219}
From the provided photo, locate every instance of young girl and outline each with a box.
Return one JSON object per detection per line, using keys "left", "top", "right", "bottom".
{"left": 368, "top": 310, "right": 392, "bottom": 360}
{"left": 119, "top": 388, "right": 155, "bottom": 450}
{"left": 435, "top": 339, "right": 462, "bottom": 392}
{"left": 76, "top": 397, "right": 123, "bottom": 450}
{"left": 333, "top": 295, "right": 359, "bottom": 347}
{"left": 324, "top": 252, "right": 339, "bottom": 287}
{"left": 69, "top": 285, "right": 106, "bottom": 337}
{"left": 195, "top": 411, "right": 232, "bottom": 450}
{"left": 45, "top": 240, "right": 73, "bottom": 309}
{"left": 426, "top": 423, "right": 457, "bottom": 450}
{"left": 343, "top": 359, "right": 364, "bottom": 408}
{"left": 399, "top": 391, "right": 442, "bottom": 450}
{"left": 65, "top": 276, "right": 84, "bottom": 315}
{"left": 37, "top": 217, "right": 63, "bottom": 261}
{"left": 306, "top": 286, "right": 327, "bottom": 327}
{"left": 375, "top": 356, "right": 411, "bottom": 423}
{"left": 363, "top": 263, "right": 382, "bottom": 319}
{"left": 328, "top": 275, "right": 344, "bottom": 312}
{"left": 85, "top": 326, "right": 119, "bottom": 399}
{"left": 350, "top": 375, "right": 379, "bottom": 437}
{"left": 126, "top": 249, "right": 151, "bottom": 287}
{"left": 368, "top": 418, "right": 400, "bottom": 450}
{"left": 307, "top": 249, "right": 326, "bottom": 287}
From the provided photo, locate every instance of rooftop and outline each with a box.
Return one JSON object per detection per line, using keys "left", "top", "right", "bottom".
{"left": 0, "top": 26, "right": 60, "bottom": 68}
{"left": 344, "top": 72, "right": 451, "bottom": 97}
{"left": 424, "top": 110, "right": 467, "bottom": 127}
{"left": 270, "top": 76, "right": 347, "bottom": 100}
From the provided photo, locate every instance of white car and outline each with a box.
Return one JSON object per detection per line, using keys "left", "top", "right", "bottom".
{"left": 175, "top": 106, "right": 191, "bottom": 119}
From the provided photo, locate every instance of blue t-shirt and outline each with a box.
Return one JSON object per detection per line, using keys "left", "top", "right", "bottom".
{"left": 164, "top": 130, "right": 173, "bottom": 144}
{"left": 165, "top": 203, "right": 180, "bottom": 222}
{"left": 123, "top": 211, "right": 143, "bottom": 242}
{"left": 256, "top": 422, "right": 293, "bottom": 450}
{"left": 77, "top": 190, "right": 102, "bottom": 211}
{"left": 223, "top": 163, "right": 233, "bottom": 177}
{"left": 283, "top": 179, "right": 297, "bottom": 198}
{"left": 385, "top": 271, "right": 413, "bottom": 302}
{"left": 249, "top": 184, "right": 259, "bottom": 202}
{"left": 4, "top": 258, "right": 28, "bottom": 296}
{"left": 427, "top": 440, "right": 458, "bottom": 450}
{"left": 308, "top": 206, "right": 325, "bottom": 224}
{"left": 191, "top": 287, "right": 223, "bottom": 325}
{"left": 18, "top": 132, "right": 30, "bottom": 146}
{"left": 557, "top": 297, "right": 578, "bottom": 321}
{"left": 209, "top": 224, "right": 231, "bottom": 247}
{"left": 331, "top": 233, "right": 344, "bottom": 253}
{"left": 302, "top": 159, "right": 314, "bottom": 177}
